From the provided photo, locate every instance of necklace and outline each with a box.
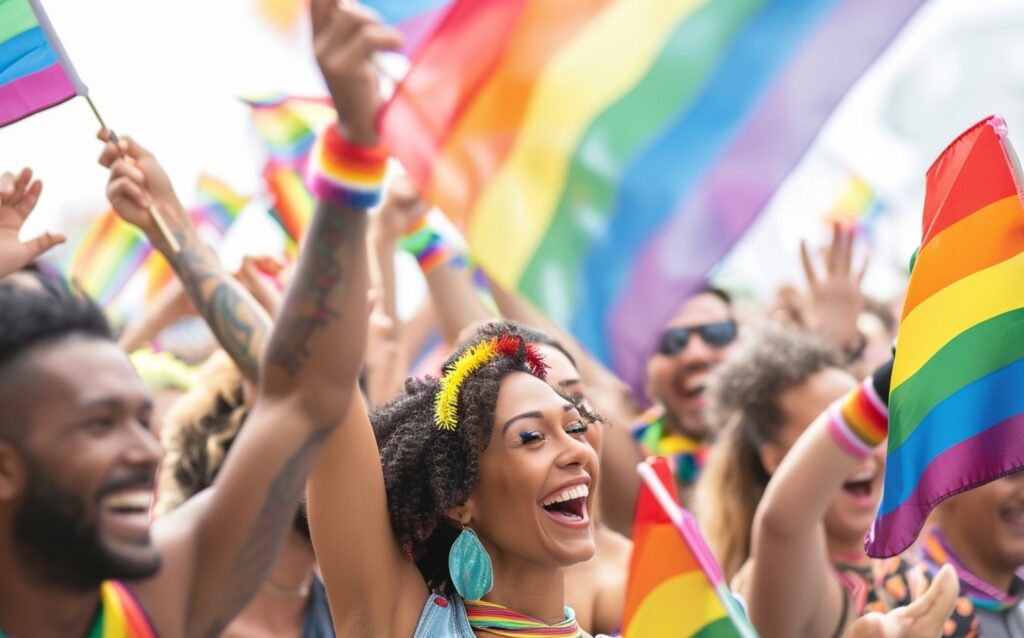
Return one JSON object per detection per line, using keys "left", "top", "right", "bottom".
{"left": 464, "top": 599, "right": 583, "bottom": 637}
{"left": 262, "top": 574, "right": 312, "bottom": 598}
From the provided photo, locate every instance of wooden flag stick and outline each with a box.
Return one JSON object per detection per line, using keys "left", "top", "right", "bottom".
{"left": 85, "top": 95, "right": 181, "bottom": 253}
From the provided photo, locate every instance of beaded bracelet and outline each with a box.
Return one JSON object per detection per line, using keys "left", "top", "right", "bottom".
{"left": 399, "top": 216, "right": 468, "bottom": 274}
{"left": 826, "top": 376, "right": 889, "bottom": 458}
{"left": 306, "top": 124, "right": 389, "bottom": 209}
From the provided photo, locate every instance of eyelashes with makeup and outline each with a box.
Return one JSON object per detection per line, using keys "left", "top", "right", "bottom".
{"left": 518, "top": 421, "right": 589, "bottom": 444}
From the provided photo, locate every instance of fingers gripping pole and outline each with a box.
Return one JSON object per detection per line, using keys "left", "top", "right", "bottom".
{"left": 84, "top": 95, "right": 180, "bottom": 253}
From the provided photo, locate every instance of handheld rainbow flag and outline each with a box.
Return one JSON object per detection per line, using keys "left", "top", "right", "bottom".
{"left": 70, "top": 209, "right": 152, "bottom": 308}
{"left": 866, "top": 115, "right": 1024, "bottom": 558}
{"left": 243, "top": 94, "right": 335, "bottom": 167}
{"left": 191, "top": 174, "right": 249, "bottom": 237}
{"left": 264, "top": 163, "right": 314, "bottom": 256}
{"left": 0, "top": 0, "right": 86, "bottom": 126}
{"left": 825, "top": 173, "right": 886, "bottom": 233}
{"left": 382, "top": 0, "right": 925, "bottom": 392}
{"left": 625, "top": 457, "right": 756, "bottom": 638}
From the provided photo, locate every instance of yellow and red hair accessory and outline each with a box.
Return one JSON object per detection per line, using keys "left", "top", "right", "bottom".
{"left": 434, "top": 334, "right": 549, "bottom": 431}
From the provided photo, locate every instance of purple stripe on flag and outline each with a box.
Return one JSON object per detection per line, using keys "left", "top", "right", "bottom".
{"left": 399, "top": 6, "right": 450, "bottom": 57}
{"left": 865, "top": 412, "right": 1024, "bottom": 558}
{"left": 0, "top": 62, "right": 76, "bottom": 126}
{"left": 606, "top": 0, "right": 924, "bottom": 388}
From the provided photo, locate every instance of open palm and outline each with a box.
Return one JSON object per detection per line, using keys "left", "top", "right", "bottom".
{"left": 0, "top": 168, "right": 64, "bottom": 279}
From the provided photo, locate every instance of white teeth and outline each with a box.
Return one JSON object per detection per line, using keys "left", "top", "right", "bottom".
{"left": 103, "top": 490, "right": 152, "bottom": 510}
{"left": 542, "top": 484, "right": 589, "bottom": 507}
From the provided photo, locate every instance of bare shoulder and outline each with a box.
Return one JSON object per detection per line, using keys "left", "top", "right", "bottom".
{"left": 125, "top": 490, "right": 214, "bottom": 637}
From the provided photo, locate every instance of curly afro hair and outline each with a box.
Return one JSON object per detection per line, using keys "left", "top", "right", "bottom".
{"left": 371, "top": 320, "right": 556, "bottom": 594}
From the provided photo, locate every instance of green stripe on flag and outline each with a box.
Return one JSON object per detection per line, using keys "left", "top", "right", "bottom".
{"left": 0, "top": 0, "right": 41, "bottom": 44}
{"left": 889, "top": 306, "right": 1024, "bottom": 451}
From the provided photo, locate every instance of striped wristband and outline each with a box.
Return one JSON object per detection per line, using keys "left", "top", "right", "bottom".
{"left": 826, "top": 376, "right": 889, "bottom": 458}
{"left": 306, "top": 124, "right": 388, "bottom": 209}
{"left": 399, "top": 216, "right": 468, "bottom": 274}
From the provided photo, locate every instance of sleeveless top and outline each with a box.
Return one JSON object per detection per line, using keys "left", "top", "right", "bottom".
{"left": 302, "top": 577, "right": 336, "bottom": 637}
{"left": 412, "top": 594, "right": 475, "bottom": 638}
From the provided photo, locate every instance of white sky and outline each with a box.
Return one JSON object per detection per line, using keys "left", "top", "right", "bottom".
{"left": 2, "top": 0, "right": 1023, "bottom": 313}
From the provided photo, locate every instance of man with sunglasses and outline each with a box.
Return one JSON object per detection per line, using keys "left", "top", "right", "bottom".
{"left": 635, "top": 286, "right": 739, "bottom": 504}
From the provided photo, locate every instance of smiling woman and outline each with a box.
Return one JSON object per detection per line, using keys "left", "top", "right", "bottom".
{"left": 309, "top": 320, "right": 603, "bottom": 637}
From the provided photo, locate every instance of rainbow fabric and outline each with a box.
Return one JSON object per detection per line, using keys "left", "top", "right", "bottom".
{"left": 244, "top": 94, "right": 335, "bottom": 167}
{"left": 382, "top": 0, "right": 924, "bottom": 391}
{"left": 825, "top": 173, "right": 886, "bottom": 232}
{"left": 192, "top": 174, "right": 248, "bottom": 236}
{"left": 70, "top": 210, "right": 152, "bottom": 308}
{"left": 264, "top": 163, "right": 314, "bottom": 256}
{"left": 363, "top": 1, "right": 452, "bottom": 55}
{"left": 624, "top": 457, "right": 754, "bottom": 637}
{"left": 464, "top": 599, "right": 582, "bottom": 638}
{"left": 0, "top": 0, "right": 85, "bottom": 126}
{"left": 865, "top": 115, "right": 1024, "bottom": 558}
{"left": 0, "top": 580, "right": 156, "bottom": 637}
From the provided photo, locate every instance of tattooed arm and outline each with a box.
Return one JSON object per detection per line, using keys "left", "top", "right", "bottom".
{"left": 98, "top": 136, "right": 270, "bottom": 381}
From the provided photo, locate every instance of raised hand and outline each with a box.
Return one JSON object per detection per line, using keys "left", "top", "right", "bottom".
{"left": 372, "top": 174, "right": 430, "bottom": 241}
{"left": 800, "top": 224, "right": 867, "bottom": 353}
{"left": 311, "top": 0, "right": 402, "bottom": 145}
{"left": 0, "top": 168, "right": 64, "bottom": 278}
{"left": 97, "top": 130, "right": 184, "bottom": 247}
{"left": 844, "top": 564, "right": 959, "bottom": 638}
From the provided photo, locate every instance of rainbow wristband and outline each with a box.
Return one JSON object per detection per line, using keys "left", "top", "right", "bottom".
{"left": 399, "top": 216, "right": 468, "bottom": 274}
{"left": 306, "top": 124, "right": 388, "bottom": 209}
{"left": 826, "top": 376, "right": 889, "bottom": 458}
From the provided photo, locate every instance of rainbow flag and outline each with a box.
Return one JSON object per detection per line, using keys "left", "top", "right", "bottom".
{"left": 98, "top": 580, "right": 157, "bottom": 637}
{"left": 191, "top": 174, "right": 249, "bottom": 236}
{"left": 866, "top": 115, "right": 1024, "bottom": 558}
{"left": 264, "top": 163, "right": 314, "bottom": 256}
{"left": 825, "top": 173, "right": 885, "bottom": 233}
{"left": 70, "top": 210, "right": 152, "bottom": 308}
{"left": 255, "top": 0, "right": 306, "bottom": 34}
{"left": 243, "top": 94, "right": 335, "bottom": 167}
{"left": 363, "top": 1, "right": 452, "bottom": 55}
{"left": 382, "top": 0, "right": 925, "bottom": 391}
{"left": 625, "top": 457, "right": 755, "bottom": 637}
{"left": 0, "top": 0, "right": 86, "bottom": 126}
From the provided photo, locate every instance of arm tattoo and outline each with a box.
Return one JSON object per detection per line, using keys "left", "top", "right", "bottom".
{"left": 206, "top": 426, "right": 331, "bottom": 637}
{"left": 267, "top": 208, "right": 352, "bottom": 377}
{"left": 168, "top": 229, "right": 269, "bottom": 379}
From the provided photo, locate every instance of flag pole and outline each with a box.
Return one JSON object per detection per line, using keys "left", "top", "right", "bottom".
{"left": 636, "top": 462, "right": 760, "bottom": 638}
{"left": 84, "top": 95, "right": 181, "bottom": 253}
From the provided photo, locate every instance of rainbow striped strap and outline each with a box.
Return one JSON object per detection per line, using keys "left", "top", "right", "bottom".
{"left": 306, "top": 124, "right": 388, "bottom": 209}
{"left": 99, "top": 580, "right": 158, "bottom": 637}
{"left": 464, "top": 599, "right": 583, "bottom": 638}
{"left": 399, "top": 216, "right": 468, "bottom": 274}
{"left": 827, "top": 376, "right": 889, "bottom": 458}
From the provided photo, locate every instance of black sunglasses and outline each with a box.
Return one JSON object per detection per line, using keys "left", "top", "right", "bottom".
{"left": 658, "top": 321, "right": 738, "bottom": 356}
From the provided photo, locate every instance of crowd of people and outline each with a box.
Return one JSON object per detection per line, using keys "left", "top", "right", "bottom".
{"left": 1, "top": 3, "right": 1022, "bottom": 637}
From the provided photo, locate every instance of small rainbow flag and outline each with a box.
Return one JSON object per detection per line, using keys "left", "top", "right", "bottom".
{"left": 243, "top": 94, "right": 335, "bottom": 167}
{"left": 382, "top": 0, "right": 925, "bottom": 392}
{"left": 70, "top": 210, "right": 152, "bottom": 308}
{"left": 0, "top": 0, "right": 86, "bottom": 126}
{"left": 264, "top": 163, "right": 314, "bottom": 257}
{"left": 825, "top": 173, "right": 885, "bottom": 232}
{"left": 255, "top": 0, "right": 307, "bottom": 34}
{"left": 625, "top": 457, "right": 756, "bottom": 637}
{"left": 866, "top": 115, "right": 1024, "bottom": 558}
{"left": 191, "top": 174, "right": 249, "bottom": 237}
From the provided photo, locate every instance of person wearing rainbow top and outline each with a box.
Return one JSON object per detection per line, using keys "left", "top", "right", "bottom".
{"left": 0, "top": 13, "right": 372, "bottom": 635}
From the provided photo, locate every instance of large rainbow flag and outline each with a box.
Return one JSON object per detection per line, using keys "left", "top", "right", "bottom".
{"left": 363, "top": 0, "right": 452, "bottom": 55}
{"left": 382, "top": 0, "right": 925, "bottom": 390}
{"left": 0, "top": 0, "right": 86, "bottom": 126}
{"left": 866, "top": 115, "right": 1024, "bottom": 558}
{"left": 624, "top": 457, "right": 755, "bottom": 637}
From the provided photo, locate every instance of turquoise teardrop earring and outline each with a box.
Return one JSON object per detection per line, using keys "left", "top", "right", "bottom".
{"left": 448, "top": 518, "right": 493, "bottom": 601}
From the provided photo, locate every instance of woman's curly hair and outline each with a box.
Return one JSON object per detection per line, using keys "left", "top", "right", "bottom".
{"left": 155, "top": 350, "right": 247, "bottom": 516}
{"left": 371, "top": 320, "right": 554, "bottom": 594}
